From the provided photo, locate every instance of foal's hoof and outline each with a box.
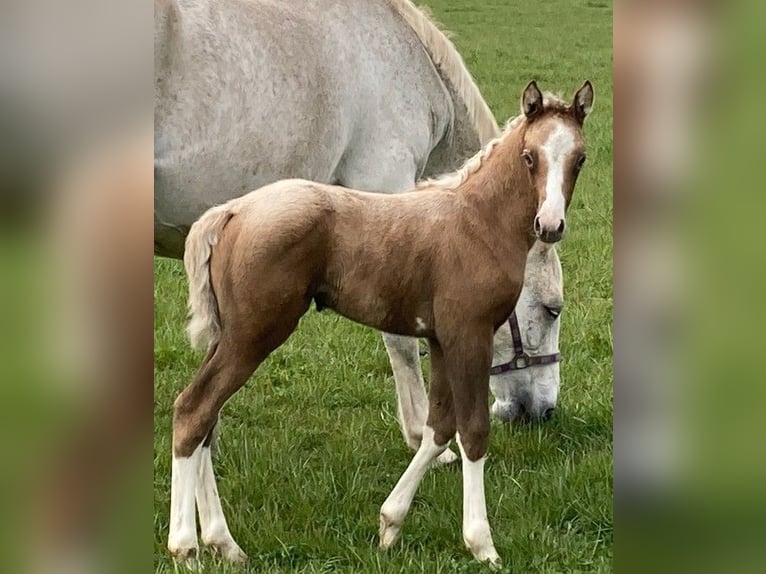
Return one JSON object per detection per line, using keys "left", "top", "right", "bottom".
{"left": 471, "top": 546, "right": 502, "bottom": 570}
{"left": 464, "top": 527, "right": 501, "bottom": 570}
{"left": 378, "top": 513, "right": 402, "bottom": 550}
{"left": 169, "top": 546, "right": 200, "bottom": 570}
{"left": 434, "top": 448, "right": 459, "bottom": 466}
{"left": 484, "top": 553, "right": 503, "bottom": 571}
{"left": 466, "top": 545, "right": 502, "bottom": 571}
{"left": 206, "top": 540, "right": 248, "bottom": 564}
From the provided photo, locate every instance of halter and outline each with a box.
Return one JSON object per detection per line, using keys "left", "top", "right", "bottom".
{"left": 489, "top": 311, "right": 561, "bottom": 375}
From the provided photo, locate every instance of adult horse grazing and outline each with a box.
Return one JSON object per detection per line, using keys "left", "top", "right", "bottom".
{"left": 169, "top": 82, "right": 594, "bottom": 567}
{"left": 154, "top": 0, "right": 565, "bottom": 463}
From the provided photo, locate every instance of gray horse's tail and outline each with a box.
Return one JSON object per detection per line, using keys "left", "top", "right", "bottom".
{"left": 183, "top": 204, "right": 234, "bottom": 351}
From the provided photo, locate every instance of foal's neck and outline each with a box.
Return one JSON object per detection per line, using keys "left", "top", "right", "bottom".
{"left": 458, "top": 125, "right": 537, "bottom": 251}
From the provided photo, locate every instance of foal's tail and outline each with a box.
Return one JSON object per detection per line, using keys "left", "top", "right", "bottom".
{"left": 183, "top": 204, "right": 235, "bottom": 351}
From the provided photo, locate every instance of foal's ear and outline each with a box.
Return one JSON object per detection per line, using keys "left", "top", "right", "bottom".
{"left": 521, "top": 81, "right": 544, "bottom": 119}
{"left": 573, "top": 80, "right": 595, "bottom": 124}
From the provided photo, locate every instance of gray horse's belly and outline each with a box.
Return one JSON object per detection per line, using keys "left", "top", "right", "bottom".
{"left": 154, "top": 113, "right": 346, "bottom": 257}
{"left": 154, "top": 221, "right": 187, "bottom": 258}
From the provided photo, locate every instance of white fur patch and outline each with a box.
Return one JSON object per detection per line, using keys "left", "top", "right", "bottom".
{"left": 456, "top": 433, "right": 499, "bottom": 565}
{"left": 379, "top": 425, "right": 447, "bottom": 549}
{"left": 415, "top": 317, "right": 427, "bottom": 333}
{"left": 538, "top": 121, "right": 577, "bottom": 228}
{"left": 168, "top": 445, "right": 203, "bottom": 555}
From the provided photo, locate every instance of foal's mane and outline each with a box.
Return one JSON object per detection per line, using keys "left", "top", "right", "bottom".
{"left": 417, "top": 93, "right": 569, "bottom": 192}
{"left": 387, "top": 0, "right": 499, "bottom": 143}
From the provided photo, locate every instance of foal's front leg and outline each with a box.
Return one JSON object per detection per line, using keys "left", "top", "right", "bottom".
{"left": 382, "top": 333, "right": 458, "bottom": 464}
{"left": 379, "top": 339, "right": 456, "bottom": 548}
{"left": 446, "top": 329, "right": 501, "bottom": 568}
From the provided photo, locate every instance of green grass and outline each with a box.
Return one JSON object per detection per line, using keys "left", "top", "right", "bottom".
{"left": 154, "top": 0, "right": 613, "bottom": 571}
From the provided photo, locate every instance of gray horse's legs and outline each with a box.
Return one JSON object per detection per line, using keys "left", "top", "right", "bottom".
{"left": 382, "top": 334, "right": 428, "bottom": 449}
{"left": 382, "top": 334, "right": 459, "bottom": 465}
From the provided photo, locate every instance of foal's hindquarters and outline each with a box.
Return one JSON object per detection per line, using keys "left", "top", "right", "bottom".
{"left": 169, "top": 199, "right": 324, "bottom": 562}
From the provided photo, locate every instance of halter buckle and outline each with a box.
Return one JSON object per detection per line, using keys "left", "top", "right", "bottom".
{"left": 512, "top": 353, "right": 530, "bottom": 370}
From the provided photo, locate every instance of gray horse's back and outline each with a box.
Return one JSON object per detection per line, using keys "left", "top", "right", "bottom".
{"left": 155, "top": 0, "right": 452, "bottom": 257}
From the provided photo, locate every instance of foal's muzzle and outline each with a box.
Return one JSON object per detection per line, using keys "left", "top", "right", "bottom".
{"left": 534, "top": 216, "right": 565, "bottom": 244}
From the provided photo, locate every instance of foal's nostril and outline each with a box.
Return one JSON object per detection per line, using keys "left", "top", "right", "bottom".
{"left": 534, "top": 216, "right": 542, "bottom": 234}
{"left": 556, "top": 220, "right": 565, "bottom": 233}
{"left": 542, "top": 407, "right": 555, "bottom": 421}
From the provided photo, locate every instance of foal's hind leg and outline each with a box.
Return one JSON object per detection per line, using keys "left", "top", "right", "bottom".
{"left": 382, "top": 334, "right": 459, "bottom": 465}
{"left": 379, "top": 339, "right": 456, "bottom": 549}
{"left": 168, "top": 344, "right": 259, "bottom": 563}
{"left": 168, "top": 301, "right": 308, "bottom": 564}
{"left": 195, "top": 418, "right": 246, "bottom": 562}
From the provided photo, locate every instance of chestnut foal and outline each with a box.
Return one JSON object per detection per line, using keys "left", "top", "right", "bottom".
{"left": 168, "top": 81, "right": 594, "bottom": 567}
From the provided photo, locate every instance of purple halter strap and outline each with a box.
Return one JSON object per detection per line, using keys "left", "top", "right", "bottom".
{"left": 489, "top": 311, "right": 562, "bottom": 375}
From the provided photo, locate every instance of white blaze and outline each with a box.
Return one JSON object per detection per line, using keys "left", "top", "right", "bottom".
{"left": 538, "top": 121, "right": 576, "bottom": 229}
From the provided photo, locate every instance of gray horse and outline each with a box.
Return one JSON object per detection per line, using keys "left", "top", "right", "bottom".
{"left": 155, "top": 0, "right": 564, "bottom": 473}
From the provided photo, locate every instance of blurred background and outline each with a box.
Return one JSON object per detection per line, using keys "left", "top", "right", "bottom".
{"left": 615, "top": 0, "right": 766, "bottom": 572}
{"left": 0, "top": 1, "right": 152, "bottom": 573}
{"left": 0, "top": 0, "right": 763, "bottom": 572}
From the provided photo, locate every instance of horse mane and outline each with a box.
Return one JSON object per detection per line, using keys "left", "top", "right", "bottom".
{"left": 416, "top": 92, "right": 569, "bottom": 192}
{"left": 388, "top": 0, "right": 499, "bottom": 144}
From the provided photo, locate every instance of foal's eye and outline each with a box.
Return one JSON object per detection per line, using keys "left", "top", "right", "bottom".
{"left": 544, "top": 305, "right": 562, "bottom": 318}
{"left": 576, "top": 155, "right": 587, "bottom": 170}
{"left": 522, "top": 150, "right": 534, "bottom": 169}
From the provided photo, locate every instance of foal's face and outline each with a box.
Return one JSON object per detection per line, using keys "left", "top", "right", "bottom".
{"left": 519, "top": 81, "right": 594, "bottom": 243}
{"left": 490, "top": 242, "right": 564, "bottom": 421}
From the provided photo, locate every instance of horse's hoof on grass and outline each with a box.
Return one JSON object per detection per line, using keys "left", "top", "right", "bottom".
{"left": 378, "top": 513, "right": 402, "bottom": 550}
{"left": 434, "top": 448, "right": 459, "bottom": 466}
{"left": 169, "top": 547, "right": 200, "bottom": 570}
{"left": 206, "top": 540, "right": 248, "bottom": 564}
{"left": 465, "top": 528, "right": 502, "bottom": 570}
{"left": 472, "top": 548, "right": 502, "bottom": 570}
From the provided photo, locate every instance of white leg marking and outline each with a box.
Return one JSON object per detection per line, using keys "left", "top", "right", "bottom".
{"left": 379, "top": 426, "right": 447, "bottom": 549}
{"left": 456, "top": 433, "right": 501, "bottom": 569}
{"left": 168, "top": 444, "right": 203, "bottom": 561}
{"left": 196, "top": 446, "right": 247, "bottom": 563}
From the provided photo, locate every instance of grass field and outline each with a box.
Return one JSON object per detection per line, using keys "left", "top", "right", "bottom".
{"left": 154, "top": 0, "right": 613, "bottom": 572}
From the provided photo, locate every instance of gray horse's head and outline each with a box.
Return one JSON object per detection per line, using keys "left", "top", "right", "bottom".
{"left": 490, "top": 242, "right": 563, "bottom": 422}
